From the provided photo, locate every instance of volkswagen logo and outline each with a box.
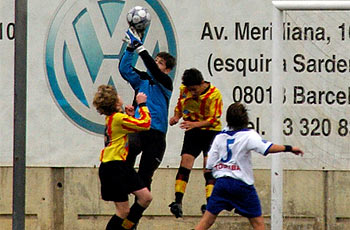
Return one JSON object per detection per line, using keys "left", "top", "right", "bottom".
{"left": 45, "top": 0, "right": 177, "bottom": 134}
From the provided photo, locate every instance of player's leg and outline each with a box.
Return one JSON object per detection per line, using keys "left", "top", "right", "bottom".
{"left": 121, "top": 167, "right": 152, "bottom": 230}
{"left": 202, "top": 160, "right": 215, "bottom": 213}
{"left": 176, "top": 153, "right": 196, "bottom": 201}
{"left": 120, "top": 187, "right": 153, "bottom": 229}
{"left": 106, "top": 201, "right": 130, "bottom": 230}
{"left": 169, "top": 153, "right": 195, "bottom": 218}
{"left": 132, "top": 187, "right": 152, "bottom": 207}
{"left": 200, "top": 131, "right": 219, "bottom": 213}
{"left": 170, "top": 129, "right": 201, "bottom": 217}
{"left": 114, "top": 201, "right": 130, "bottom": 218}
{"left": 194, "top": 211, "right": 218, "bottom": 230}
{"left": 137, "top": 129, "right": 166, "bottom": 190}
{"left": 229, "top": 179, "right": 264, "bottom": 230}
{"left": 195, "top": 176, "right": 235, "bottom": 230}
{"left": 126, "top": 133, "right": 142, "bottom": 167}
{"left": 248, "top": 216, "right": 265, "bottom": 230}
{"left": 99, "top": 161, "right": 130, "bottom": 229}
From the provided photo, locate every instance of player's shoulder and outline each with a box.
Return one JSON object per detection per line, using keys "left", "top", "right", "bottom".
{"left": 111, "top": 112, "right": 129, "bottom": 121}
{"left": 106, "top": 113, "right": 125, "bottom": 128}
{"left": 208, "top": 83, "right": 222, "bottom": 96}
{"left": 179, "top": 84, "right": 188, "bottom": 96}
{"left": 219, "top": 128, "right": 257, "bottom": 139}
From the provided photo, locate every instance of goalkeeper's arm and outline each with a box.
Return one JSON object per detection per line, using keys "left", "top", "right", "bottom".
{"left": 139, "top": 51, "right": 173, "bottom": 91}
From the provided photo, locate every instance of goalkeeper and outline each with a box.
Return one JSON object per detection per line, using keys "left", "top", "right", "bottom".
{"left": 119, "top": 27, "right": 176, "bottom": 190}
{"left": 195, "top": 102, "right": 304, "bottom": 230}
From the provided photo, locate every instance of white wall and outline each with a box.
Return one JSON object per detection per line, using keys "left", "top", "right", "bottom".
{"left": 1, "top": 0, "right": 349, "bottom": 169}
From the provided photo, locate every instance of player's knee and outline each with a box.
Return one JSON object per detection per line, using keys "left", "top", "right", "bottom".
{"left": 252, "top": 222, "right": 264, "bottom": 229}
{"left": 144, "top": 193, "right": 153, "bottom": 206}
{"left": 118, "top": 207, "right": 130, "bottom": 218}
{"left": 139, "top": 192, "right": 153, "bottom": 207}
{"left": 250, "top": 216, "right": 265, "bottom": 230}
{"left": 180, "top": 160, "right": 194, "bottom": 170}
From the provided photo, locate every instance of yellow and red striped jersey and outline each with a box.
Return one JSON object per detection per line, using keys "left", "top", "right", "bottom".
{"left": 175, "top": 83, "right": 222, "bottom": 131}
{"left": 100, "top": 106, "right": 151, "bottom": 163}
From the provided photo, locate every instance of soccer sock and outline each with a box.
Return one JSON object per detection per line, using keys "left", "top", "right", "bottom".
{"left": 121, "top": 201, "right": 146, "bottom": 229}
{"left": 204, "top": 172, "right": 216, "bottom": 201}
{"left": 175, "top": 166, "right": 191, "bottom": 204}
{"left": 106, "top": 214, "right": 123, "bottom": 230}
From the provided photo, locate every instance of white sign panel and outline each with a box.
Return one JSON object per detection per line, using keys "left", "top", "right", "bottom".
{"left": 1, "top": 0, "right": 349, "bottom": 169}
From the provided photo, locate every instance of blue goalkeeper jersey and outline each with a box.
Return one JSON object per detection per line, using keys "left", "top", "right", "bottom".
{"left": 119, "top": 49, "right": 173, "bottom": 134}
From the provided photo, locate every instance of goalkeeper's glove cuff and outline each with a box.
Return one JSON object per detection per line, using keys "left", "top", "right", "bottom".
{"left": 126, "top": 46, "right": 136, "bottom": 52}
{"left": 135, "top": 45, "right": 146, "bottom": 54}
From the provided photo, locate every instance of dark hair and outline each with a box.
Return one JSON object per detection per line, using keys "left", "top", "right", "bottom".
{"left": 182, "top": 68, "right": 203, "bottom": 87}
{"left": 226, "top": 102, "right": 249, "bottom": 130}
{"left": 157, "top": 52, "right": 176, "bottom": 70}
{"left": 93, "top": 85, "right": 119, "bottom": 116}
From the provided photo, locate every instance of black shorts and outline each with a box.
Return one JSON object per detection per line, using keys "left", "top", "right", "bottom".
{"left": 99, "top": 161, "right": 145, "bottom": 202}
{"left": 127, "top": 129, "right": 166, "bottom": 189}
{"left": 181, "top": 128, "right": 219, "bottom": 158}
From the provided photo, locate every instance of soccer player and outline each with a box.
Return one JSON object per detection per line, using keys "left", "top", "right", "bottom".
{"left": 194, "top": 102, "right": 304, "bottom": 230}
{"left": 169, "top": 68, "right": 223, "bottom": 218}
{"left": 93, "top": 85, "right": 152, "bottom": 230}
{"left": 119, "top": 28, "right": 176, "bottom": 190}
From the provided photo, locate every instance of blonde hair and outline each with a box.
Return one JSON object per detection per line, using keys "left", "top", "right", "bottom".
{"left": 93, "top": 85, "right": 119, "bottom": 116}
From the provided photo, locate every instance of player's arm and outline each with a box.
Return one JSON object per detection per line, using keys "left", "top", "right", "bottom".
{"left": 169, "top": 110, "right": 182, "bottom": 126}
{"left": 247, "top": 131, "right": 304, "bottom": 157}
{"left": 180, "top": 89, "right": 223, "bottom": 130}
{"left": 169, "top": 86, "right": 185, "bottom": 126}
{"left": 124, "top": 28, "right": 173, "bottom": 90}
{"left": 139, "top": 50, "right": 173, "bottom": 90}
{"left": 204, "top": 89, "right": 223, "bottom": 127}
{"left": 120, "top": 92, "right": 151, "bottom": 132}
{"left": 118, "top": 49, "right": 142, "bottom": 89}
{"left": 179, "top": 120, "right": 212, "bottom": 130}
{"left": 121, "top": 108, "right": 150, "bottom": 132}
{"left": 268, "top": 144, "right": 304, "bottom": 156}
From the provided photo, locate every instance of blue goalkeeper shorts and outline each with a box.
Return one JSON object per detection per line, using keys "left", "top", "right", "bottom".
{"left": 206, "top": 177, "right": 262, "bottom": 218}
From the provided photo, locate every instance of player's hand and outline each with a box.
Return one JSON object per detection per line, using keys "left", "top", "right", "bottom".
{"left": 169, "top": 116, "right": 180, "bottom": 126}
{"left": 125, "top": 105, "right": 135, "bottom": 116}
{"left": 179, "top": 121, "right": 197, "bottom": 131}
{"left": 125, "top": 28, "right": 145, "bottom": 53}
{"left": 136, "top": 28, "right": 145, "bottom": 41}
{"left": 122, "top": 35, "right": 133, "bottom": 48}
{"left": 136, "top": 92, "right": 147, "bottom": 105}
{"left": 130, "top": 25, "right": 146, "bottom": 40}
{"left": 291, "top": 147, "right": 304, "bottom": 157}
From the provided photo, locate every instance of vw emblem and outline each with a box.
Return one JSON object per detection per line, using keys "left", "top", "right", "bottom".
{"left": 45, "top": 0, "right": 177, "bottom": 134}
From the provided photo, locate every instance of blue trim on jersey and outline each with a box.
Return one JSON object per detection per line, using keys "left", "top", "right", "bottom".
{"left": 222, "top": 128, "right": 273, "bottom": 156}
{"left": 264, "top": 143, "right": 273, "bottom": 156}
{"left": 119, "top": 50, "right": 172, "bottom": 133}
{"left": 221, "top": 128, "right": 250, "bottom": 136}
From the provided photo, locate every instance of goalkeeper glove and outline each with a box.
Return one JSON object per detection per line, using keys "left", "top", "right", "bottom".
{"left": 125, "top": 28, "right": 146, "bottom": 53}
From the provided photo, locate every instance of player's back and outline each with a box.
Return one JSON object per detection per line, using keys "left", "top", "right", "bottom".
{"left": 208, "top": 128, "right": 272, "bottom": 185}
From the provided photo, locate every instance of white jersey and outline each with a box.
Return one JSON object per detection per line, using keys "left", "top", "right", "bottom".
{"left": 206, "top": 128, "right": 272, "bottom": 185}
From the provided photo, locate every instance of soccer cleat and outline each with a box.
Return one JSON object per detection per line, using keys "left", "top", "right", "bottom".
{"left": 169, "top": 202, "right": 183, "bottom": 218}
{"left": 200, "top": 204, "right": 207, "bottom": 214}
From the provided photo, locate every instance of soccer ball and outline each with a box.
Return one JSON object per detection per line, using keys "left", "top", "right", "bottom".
{"left": 126, "top": 6, "right": 151, "bottom": 32}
